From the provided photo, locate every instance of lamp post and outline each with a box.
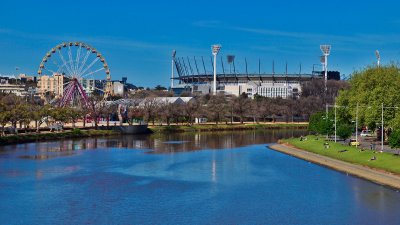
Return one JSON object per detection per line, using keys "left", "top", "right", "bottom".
{"left": 382, "top": 103, "right": 384, "bottom": 152}
{"left": 355, "top": 104, "right": 372, "bottom": 148}
{"left": 320, "top": 45, "right": 331, "bottom": 92}
{"left": 334, "top": 104, "right": 337, "bottom": 142}
{"left": 227, "top": 55, "right": 235, "bottom": 74}
{"left": 331, "top": 104, "right": 369, "bottom": 144}
{"left": 332, "top": 104, "right": 348, "bottom": 143}
{"left": 326, "top": 104, "right": 329, "bottom": 139}
{"left": 212, "top": 44, "right": 221, "bottom": 95}
{"left": 380, "top": 104, "right": 399, "bottom": 152}
{"left": 356, "top": 103, "right": 359, "bottom": 145}
{"left": 171, "top": 50, "right": 176, "bottom": 89}
{"left": 375, "top": 50, "right": 380, "bottom": 67}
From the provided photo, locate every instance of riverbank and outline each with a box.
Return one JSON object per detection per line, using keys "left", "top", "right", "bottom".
{"left": 149, "top": 123, "right": 308, "bottom": 133}
{"left": 0, "top": 123, "right": 308, "bottom": 146}
{"left": 0, "top": 129, "right": 119, "bottom": 146}
{"left": 270, "top": 136, "right": 400, "bottom": 189}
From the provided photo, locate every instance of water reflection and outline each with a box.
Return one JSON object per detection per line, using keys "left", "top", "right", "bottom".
{"left": 0, "top": 129, "right": 307, "bottom": 159}
{"left": 1, "top": 130, "right": 400, "bottom": 224}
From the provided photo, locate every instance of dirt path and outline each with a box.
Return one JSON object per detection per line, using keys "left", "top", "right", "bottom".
{"left": 269, "top": 143, "right": 400, "bottom": 190}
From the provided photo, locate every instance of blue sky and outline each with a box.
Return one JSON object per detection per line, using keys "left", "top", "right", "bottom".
{"left": 1, "top": 0, "right": 400, "bottom": 87}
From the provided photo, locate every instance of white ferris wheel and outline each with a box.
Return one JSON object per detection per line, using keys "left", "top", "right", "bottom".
{"left": 37, "top": 42, "right": 112, "bottom": 107}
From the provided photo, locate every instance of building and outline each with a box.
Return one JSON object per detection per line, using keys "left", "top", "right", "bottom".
{"left": 0, "top": 74, "right": 34, "bottom": 96}
{"left": 113, "top": 81, "right": 124, "bottom": 96}
{"left": 37, "top": 74, "right": 64, "bottom": 97}
{"left": 18, "top": 74, "right": 36, "bottom": 83}
{"left": 0, "top": 83, "right": 27, "bottom": 96}
{"left": 82, "top": 79, "right": 96, "bottom": 95}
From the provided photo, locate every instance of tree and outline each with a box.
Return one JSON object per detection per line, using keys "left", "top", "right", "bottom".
{"left": 205, "top": 94, "right": 228, "bottom": 124}
{"left": 182, "top": 99, "right": 200, "bottom": 125}
{"left": 31, "top": 104, "right": 52, "bottom": 132}
{"left": 100, "top": 103, "right": 116, "bottom": 127}
{"left": 141, "top": 97, "right": 159, "bottom": 125}
{"left": 0, "top": 101, "right": 10, "bottom": 136}
{"left": 232, "top": 95, "right": 251, "bottom": 123}
{"left": 255, "top": 97, "right": 273, "bottom": 122}
{"left": 159, "top": 101, "right": 179, "bottom": 126}
{"left": 87, "top": 94, "right": 105, "bottom": 129}
{"left": 337, "top": 65, "right": 400, "bottom": 131}
{"left": 2, "top": 95, "right": 32, "bottom": 133}
{"left": 301, "top": 79, "right": 349, "bottom": 105}
{"left": 389, "top": 130, "right": 400, "bottom": 152}
{"left": 337, "top": 124, "right": 352, "bottom": 140}
{"left": 50, "top": 107, "right": 70, "bottom": 126}
{"left": 65, "top": 107, "right": 83, "bottom": 128}
{"left": 309, "top": 111, "right": 334, "bottom": 135}
{"left": 127, "top": 106, "right": 144, "bottom": 125}
{"left": 154, "top": 85, "right": 167, "bottom": 91}
{"left": 298, "top": 96, "right": 324, "bottom": 120}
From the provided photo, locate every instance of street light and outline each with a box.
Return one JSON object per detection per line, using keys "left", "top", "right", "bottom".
{"left": 331, "top": 104, "right": 349, "bottom": 142}
{"left": 354, "top": 104, "right": 372, "bottom": 147}
{"left": 333, "top": 104, "right": 348, "bottom": 143}
{"left": 381, "top": 104, "right": 399, "bottom": 152}
{"left": 227, "top": 55, "right": 235, "bottom": 74}
{"left": 331, "top": 103, "right": 369, "bottom": 144}
{"left": 320, "top": 45, "right": 331, "bottom": 92}
{"left": 171, "top": 50, "right": 176, "bottom": 89}
{"left": 375, "top": 50, "right": 380, "bottom": 67}
{"left": 212, "top": 44, "right": 221, "bottom": 95}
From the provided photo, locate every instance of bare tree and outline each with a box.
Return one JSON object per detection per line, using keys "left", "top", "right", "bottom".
{"left": 159, "top": 100, "right": 179, "bottom": 126}
{"left": 141, "top": 97, "right": 160, "bottom": 125}
{"left": 233, "top": 95, "right": 251, "bottom": 123}
{"left": 87, "top": 95, "right": 106, "bottom": 129}
{"left": 205, "top": 94, "right": 228, "bottom": 124}
{"left": 183, "top": 99, "right": 200, "bottom": 125}
{"left": 127, "top": 106, "right": 144, "bottom": 125}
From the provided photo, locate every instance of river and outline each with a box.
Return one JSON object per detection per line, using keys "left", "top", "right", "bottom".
{"left": 1, "top": 129, "right": 400, "bottom": 224}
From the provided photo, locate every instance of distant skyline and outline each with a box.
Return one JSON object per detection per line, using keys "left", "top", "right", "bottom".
{"left": 1, "top": 0, "right": 400, "bottom": 87}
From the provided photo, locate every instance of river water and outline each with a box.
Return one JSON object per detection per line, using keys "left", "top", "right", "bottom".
{"left": 1, "top": 129, "right": 400, "bottom": 224}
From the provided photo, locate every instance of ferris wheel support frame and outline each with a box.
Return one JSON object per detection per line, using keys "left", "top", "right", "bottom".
{"left": 58, "top": 79, "right": 90, "bottom": 107}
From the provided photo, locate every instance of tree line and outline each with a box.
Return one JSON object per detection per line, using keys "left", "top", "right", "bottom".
{"left": 124, "top": 79, "right": 348, "bottom": 125}
{"left": 0, "top": 78, "right": 348, "bottom": 135}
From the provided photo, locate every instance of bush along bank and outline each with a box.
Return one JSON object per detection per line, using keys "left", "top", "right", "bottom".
{"left": 148, "top": 123, "right": 308, "bottom": 133}
{"left": 0, "top": 129, "right": 119, "bottom": 146}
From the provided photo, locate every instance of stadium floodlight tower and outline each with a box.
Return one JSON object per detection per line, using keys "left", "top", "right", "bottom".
{"left": 375, "top": 50, "right": 380, "bottom": 67}
{"left": 227, "top": 55, "right": 235, "bottom": 73}
{"left": 171, "top": 50, "right": 176, "bottom": 88}
{"left": 211, "top": 44, "right": 222, "bottom": 95}
{"left": 320, "top": 44, "right": 331, "bottom": 92}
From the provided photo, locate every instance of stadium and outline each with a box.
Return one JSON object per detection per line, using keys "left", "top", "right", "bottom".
{"left": 170, "top": 51, "right": 340, "bottom": 98}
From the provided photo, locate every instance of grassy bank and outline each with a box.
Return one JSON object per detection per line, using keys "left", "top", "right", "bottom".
{"left": 0, "top": 129, "right": 119, "bottom": 146}
{"left": 282, "top": 135, "right": 400, "bottom": 174}
{"left": 149, "top": 123, "right": 308, "bottom": 133}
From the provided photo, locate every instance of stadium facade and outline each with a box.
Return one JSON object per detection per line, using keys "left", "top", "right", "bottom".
{"left": 170, "top": 54, "right": 340, "bottom": 98}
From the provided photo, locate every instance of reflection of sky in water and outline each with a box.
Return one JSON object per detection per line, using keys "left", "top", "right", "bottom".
{"left": 0, "top": 130, "right": 400, "bottom": 224}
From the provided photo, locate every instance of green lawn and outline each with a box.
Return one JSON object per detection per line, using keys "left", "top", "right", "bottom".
{"left": 282, "top": 135, "right": 400, "bottom": 174}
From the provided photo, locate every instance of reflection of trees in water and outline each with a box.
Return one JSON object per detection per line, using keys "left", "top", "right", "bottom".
{"left": 126, "top": 129, "right": 308, "bottom": 153}
{"left": 12, "top": 129, "right": 308, "bottom": 157}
